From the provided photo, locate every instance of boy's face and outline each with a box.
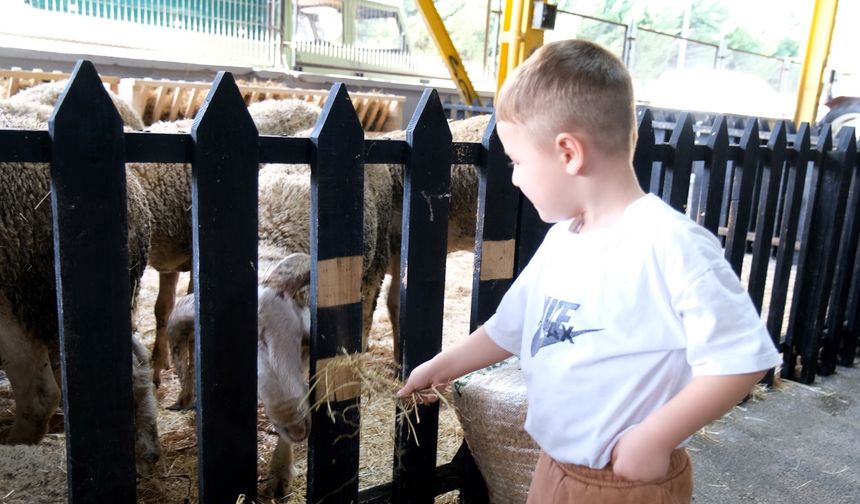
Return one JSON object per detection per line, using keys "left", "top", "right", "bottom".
{"left": 497, "top": 120, "right": 580, "bottom": 223}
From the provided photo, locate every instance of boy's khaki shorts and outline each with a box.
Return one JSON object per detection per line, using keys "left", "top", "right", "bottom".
{"left": 526, "top": 448, "right": 692, "bottom": 504}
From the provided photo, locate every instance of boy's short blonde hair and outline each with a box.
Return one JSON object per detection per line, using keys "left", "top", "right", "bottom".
{"left": 496, "top": 39, "right": 636, "bottom": 157}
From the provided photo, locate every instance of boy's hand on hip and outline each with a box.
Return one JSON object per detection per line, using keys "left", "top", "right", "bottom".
{"left": 610, "top": 425, "right": 671, "bottom": 482}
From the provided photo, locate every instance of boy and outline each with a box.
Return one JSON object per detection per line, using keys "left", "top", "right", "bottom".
{"left": 396, "top": 39, "right": 781, "bottom": 503}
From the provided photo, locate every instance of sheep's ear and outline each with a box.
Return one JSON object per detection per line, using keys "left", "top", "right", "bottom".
{"left": 263, "top": 253, "right": 311, "bottom": 299}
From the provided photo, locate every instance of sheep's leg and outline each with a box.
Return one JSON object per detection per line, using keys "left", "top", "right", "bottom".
{"left": 386, "top": 252, "right": 402, "bottom": 363}
{"left": 362, "top": 280, "right": 382, "bottom": 353}
{"left": 167, "top": 334, "right": 194, "bottom": 411}
{"left": 263, "top": 437, "right": 294, "bottom": 499}
{"left": 152, "top": 271, "right": 179, "bottom": 387}
{"left": 0, "top": 300, "right": 59, "bottom": 444}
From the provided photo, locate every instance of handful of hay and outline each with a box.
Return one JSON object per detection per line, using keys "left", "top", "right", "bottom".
{"left": 305, "top": 350, "right": 451, "bottom": 445}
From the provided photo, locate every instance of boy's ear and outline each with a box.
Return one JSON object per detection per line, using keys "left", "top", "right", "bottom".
{"left": 555, "top": 132, "right": 585, "bottom": 175}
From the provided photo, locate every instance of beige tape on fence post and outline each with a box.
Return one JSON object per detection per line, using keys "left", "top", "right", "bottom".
{"left": 314, "top": 255, "right": 364, "bottom": 402}
{"left": 316, "top": 255, "right": 363, "bottom": 307}
{"left": 479, "top": 239, "right": 516, "bottom": 281}
{"left": 315, "top": 355, "right": 362, "bottom": 402}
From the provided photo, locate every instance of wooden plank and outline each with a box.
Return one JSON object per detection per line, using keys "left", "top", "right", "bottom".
{"left": 392, "top": 89, "right": 452, "bottom": 503}
{"left": 724, "top": 119, "right": 760, "bottom": 277}
{"left": 470, "top": 114, "right": 519, "bottom": 331}
{"left": 368, "top": 100, "right": 389, "bottom": 132}
{"left": 48, "top": 60, "right": 136, "bottom": 503}
{"left": 771, "top": 123, "right": 830, "bottom": 380}
{"left": 151, "top": 85, "right": 172, "bottom": 124}
{"left": 191, "top": 71, "right": 259, "bottom": 502}
{"left": 382, "top": 101, "right": 404, "bottom": 131}
{"left": 663, "top": 112, "right": 695, "bottom": 213}
{"left": 0, "top": 68, "right": 120, "bottom": 97}
{"left": 454, "top": 114, "right": 516, "bottom": 503}
{"left": 258, "top": 136, "right": 312, "bottom": 164}
{"left": 167, "top": 86, "right": 184, "bottom": 122}
{"left": 748, "top": 121, "right": 787, "bottom": 312}
{"left": 184, "top": 87, "right": 203, "bottom": 119}
{"left": 792, "top": 124, "right": 854, "bottom": 382}
{"left": 633, "top": 108, "right": 654, "bottom": 192}
{"left": 516, "top": 198, "right": 551, "bottom": 273}
{"left": 0, "top": 129, "right": 52, "bottom": 162}
{"left": 698, "top": 116, "right": 729, "bottom": 236}
{"left": 306, "top": 83, "right": 365, "bottom": 504}
{"left": 362, "top": 99, "right": 383, "bottom": 131}
{"left": 364, "top": 138, "right": 408, "bottom": 164}
{"left": 355, "top": 97, "right": 370, "bottom": 124}
{"left": 819, "top": 128, "right": 858, "bottom": 375}
{"left": 841, "top": 135, "right": 860, "bottom": 366}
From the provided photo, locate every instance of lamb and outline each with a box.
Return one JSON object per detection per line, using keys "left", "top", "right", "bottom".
{"left": 379, "top": 113, "right": 490, "bottom": 358}
{"left": 135, "top": 99, "right": 323, "bottom": 386}
{"left": 0, "top": 98, "right": 162, "bottom": 476}
{"left": 167, "top": 253, "right": 312, "bottom": 498}
{"left": 166, "top": 156, "right": 393, "bottom": 496}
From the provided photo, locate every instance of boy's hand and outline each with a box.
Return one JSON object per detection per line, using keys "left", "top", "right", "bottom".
{"left": 395, "top": 326, "right": 512, "bottom": 402}
{"left": 610, "top": 425, "right": 672, "bottom": 482}
{"left": 396, "top": 358, "right": 441, "bottom": 402}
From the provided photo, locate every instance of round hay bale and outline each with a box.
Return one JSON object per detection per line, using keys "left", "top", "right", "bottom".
{"left": 453, "top": 359, "right": 539, "bottom": 504}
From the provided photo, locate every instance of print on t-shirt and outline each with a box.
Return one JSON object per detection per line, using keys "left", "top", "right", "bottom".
{"left": 530, "top": 296, "right": 603, "bottom": 357}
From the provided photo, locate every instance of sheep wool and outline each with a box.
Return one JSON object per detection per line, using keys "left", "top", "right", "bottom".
{"left": 0, "top": 104, "right": 151, "bottom": 344}
{"left": 6, "top": 79, "right": 146, "bottom": 131}
{"left": 248, "top": 98, "right": 321, "bottom": 136}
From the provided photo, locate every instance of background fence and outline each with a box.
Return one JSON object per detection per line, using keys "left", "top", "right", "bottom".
{"left": 1, "top": 60, "right": 859, "bottom": 502}
{"left": 3, "top": 0, "right": 801, "bottom": 114}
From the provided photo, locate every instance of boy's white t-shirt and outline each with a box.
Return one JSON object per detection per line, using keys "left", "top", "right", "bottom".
{"left": 482, "top": 194, "right": 781, "bottom": 469}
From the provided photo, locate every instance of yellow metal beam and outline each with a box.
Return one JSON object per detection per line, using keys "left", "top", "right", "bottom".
{"left": 496, "top": 0, "right": 545, "bottom": 94}
{"left": 795, "top": 0, "right": 839, "bottom": 125}
{"left": 414, "top": 0, "right": 481, "bottom": 106}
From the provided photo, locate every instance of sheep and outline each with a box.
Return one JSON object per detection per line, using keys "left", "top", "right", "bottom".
{"left": 166, "top": 156, "right": 393, "bottom": 497}
{"left": 137, "top": 99, "right": 322, "bottom": 386}
{"left": 168, "top": 160, "right": 394, "bottom": 404}
{"left": 377, "top": 113, "right": 490, "bottom": 359}
{"left": 248, "top": 98, "right": 321, "bottom": 136}
{"left": 0, "top": 99, "right": 162, "bottom": 476}
{"left": 257, "top": 160, "right": 393, "bottom": 346}
{"left": 167, "top": 253, "right": 312, "bottom": 498}
{"left": 0, "top": 100, "right": 54, "bottom": 124}
{"left": 6, "top": 79, "right": 146, "bottom": 131}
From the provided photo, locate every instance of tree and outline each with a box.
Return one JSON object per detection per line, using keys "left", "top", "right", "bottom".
{"left": 775, "top": 37, "right": 800, "bottom": 58}
{"left": 725, "top": 27, "right": 765, "bottom": 53}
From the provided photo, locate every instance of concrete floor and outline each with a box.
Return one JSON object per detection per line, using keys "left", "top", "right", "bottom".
{"left": 689, "top": 362, "right": 860, "bottom": 503}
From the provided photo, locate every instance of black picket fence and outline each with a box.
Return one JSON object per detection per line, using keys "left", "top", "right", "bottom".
{"left": 0, "top": 60, "right": 859, "bottom": 503}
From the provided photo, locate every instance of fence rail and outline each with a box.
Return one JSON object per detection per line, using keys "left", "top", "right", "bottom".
{"left": 1, "top": 60, "right": 859, "bottom": 503}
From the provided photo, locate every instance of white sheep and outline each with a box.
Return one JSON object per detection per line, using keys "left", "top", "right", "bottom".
{"left": 166, "top": 157, "right": 393, "bottom": 497}
{"left": 0, "top": 98, "right": 162, "bottom": 476}
{"left": 136, "top": 99, "right": 323, "bottom": 386}
{"left": 248, "top": 98, "right": 322, "bottom": 136}
{"left": 378, "top": 113, "right": 490, "bottom": 358}
{"left": 167, "top": 253, "right": 312, "bottom": 498}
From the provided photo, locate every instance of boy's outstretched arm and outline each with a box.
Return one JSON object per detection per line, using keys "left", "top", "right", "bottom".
{"left": 611, "top": 370, "right": 766, "bottom": 482}
{"left": 396, "top": 326, "right": 513, "bottom": 399}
